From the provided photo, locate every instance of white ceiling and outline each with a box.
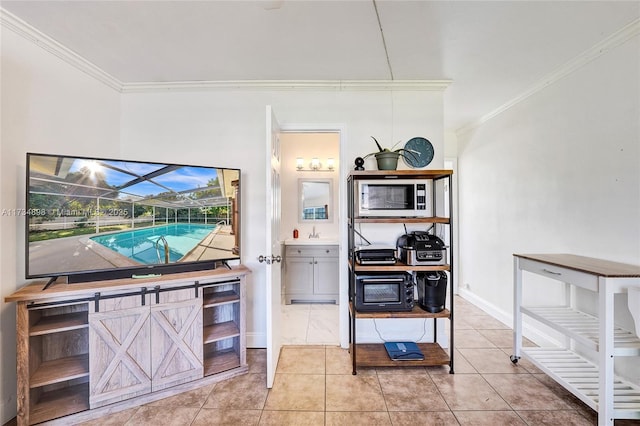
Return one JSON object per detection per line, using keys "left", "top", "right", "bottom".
{"left": 2, "top": 1, "right": 639, "bottom": 132}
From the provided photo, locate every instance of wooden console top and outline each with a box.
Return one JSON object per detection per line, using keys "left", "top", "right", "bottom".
{"left": 6, "top": 265, "right": 251, "bottom": 303}
{"left": 514, "top": 253, "right": 640, "bottom": 278}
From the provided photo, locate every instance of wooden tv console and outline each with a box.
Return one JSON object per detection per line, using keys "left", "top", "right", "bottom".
{"left": 5, "top": 266, "right": 251, "bottom": 425}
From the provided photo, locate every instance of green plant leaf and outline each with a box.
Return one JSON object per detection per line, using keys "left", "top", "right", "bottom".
{"left": 371, "top": 136, "right": 384, "bottom": 152}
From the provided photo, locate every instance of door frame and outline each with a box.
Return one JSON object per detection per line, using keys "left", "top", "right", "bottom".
{"left": 279, "top": 123, "right": 348, "bottom": 349}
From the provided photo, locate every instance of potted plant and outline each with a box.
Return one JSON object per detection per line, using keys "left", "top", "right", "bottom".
{"left": 364, "top": 136, "right": 417, "bottom": 170}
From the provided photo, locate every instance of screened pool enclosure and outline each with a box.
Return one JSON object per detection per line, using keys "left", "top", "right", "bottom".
{"left": 26, "top": 153, "right": 240, "bottom": 277}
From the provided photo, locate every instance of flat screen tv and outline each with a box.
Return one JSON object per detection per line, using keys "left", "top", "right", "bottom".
{"left": 26, "top": 152, "right": 241, "bottom": 284}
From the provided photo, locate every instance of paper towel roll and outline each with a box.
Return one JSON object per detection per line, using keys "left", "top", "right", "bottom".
{"left": 628, "top": 287, "right": 640, "bottom": 338}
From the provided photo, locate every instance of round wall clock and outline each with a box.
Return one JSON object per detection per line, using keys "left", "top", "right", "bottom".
{"left": 403, "top": 137, "right": 434, "bottom": 168}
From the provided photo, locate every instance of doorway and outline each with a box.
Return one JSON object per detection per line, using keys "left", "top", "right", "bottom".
{"left": 278, "top": 131, "right": 341, "bottom": 345}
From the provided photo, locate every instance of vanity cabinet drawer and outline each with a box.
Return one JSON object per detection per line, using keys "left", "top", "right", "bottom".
{"left": 285, "top": 245, "right": 338, "bottom": 258}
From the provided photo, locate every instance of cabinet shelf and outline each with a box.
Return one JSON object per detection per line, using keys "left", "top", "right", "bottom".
{"left": 350, "top": 303, "right": 450, "bottom": 319}
{"left": 203, "top": 321, "right": 240, "bottom": 344}
{"left": 29, "top": 312, "right": 88, "bottom": 336}
{"left": 29, "top": 382, "right": 89, "bottom": 425}
{"left": 203, "top": 290, "right": 239, "bottom": 308}
{"left": 523, "top": 347, "right": 640, "bottom": 418}
{"left": 352, "top": 216, "right": 450, "bottom": 224}
{"left": 351, "top": 260, "right": 450, "bottom": 273}
{"left": 349, "top": 170, "right": 453, "bottom": 180}
{"left": 351, "top": 343, "right": 450, "bottom": 368}
{"left": 30, "top": 353, "right": 89, "bottom": 388}
{"left": 522, "top": 306, "right": 640, "bottom": 356}
{"left": 204, "top": 348, "right": 241, "bottom": 376}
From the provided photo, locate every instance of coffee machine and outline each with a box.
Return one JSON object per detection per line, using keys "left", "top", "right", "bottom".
{"left": 416, "top": 271, "right": 448, "bottom": 313}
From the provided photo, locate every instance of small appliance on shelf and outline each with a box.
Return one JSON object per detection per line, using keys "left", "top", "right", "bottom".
{"left": 396, "top": 231, "right": 446, "bottom": 265}
{"left": 354, "top": 245, "right": 397, "bottom": 265}
{"left": 416, "top": 271, "right": 448, "bottom": 313}
{"left": 353, "top": 272, "right": 414, "bottom": 312}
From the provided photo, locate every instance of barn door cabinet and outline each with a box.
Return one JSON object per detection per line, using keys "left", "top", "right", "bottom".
{"left": 6, "top": 266, "right": 250, "bottom": 425}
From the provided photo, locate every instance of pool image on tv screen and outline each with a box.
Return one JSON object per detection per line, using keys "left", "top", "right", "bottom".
{"left": 26, "top": 153, "right": 241, "bottom": 282}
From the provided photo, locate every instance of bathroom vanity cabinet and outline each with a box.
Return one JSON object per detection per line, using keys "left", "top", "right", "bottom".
{"left": 284, "top": 244, "right": 339, "bottom": 304}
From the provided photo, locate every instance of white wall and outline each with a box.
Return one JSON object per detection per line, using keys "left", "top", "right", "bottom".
{"left": 0, "top": 27, "right": 121, "bottom": 423}
{"left": 120, "top": 89, "right": 445, "bottom": 348}
{"left": 279, "top": 132, "right": 340, "bottom": 241}
{"left": 457, "top": 34, "right": 639, "bottom": 379}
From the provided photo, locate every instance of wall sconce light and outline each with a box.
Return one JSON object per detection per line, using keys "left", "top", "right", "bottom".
{"left": 295, "top": 157, "right": 335, "bottom": 172}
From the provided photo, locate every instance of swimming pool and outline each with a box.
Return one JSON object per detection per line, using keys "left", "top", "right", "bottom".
{"left": 90, "top": 223, "right": 216, "bottom": 264}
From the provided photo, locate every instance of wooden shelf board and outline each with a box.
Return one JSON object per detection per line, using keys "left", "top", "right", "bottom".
{"left": 352, "top": 262, "right": 450, "bottom": 273}
{"left": 204, "top": 349, "right": 241, "bottom": 376}
{"left": 348, "top": 170, "right": 453, "bottom": 180}
{"left": 30, "top": 382, "right": 89, "bottom": 425}
{"left": 203, "top": 321, "right": 240, "bottom": 344}
{"left": 351, "top": 304, "right": 450, "bottom": 319}
{"left": 30, "top": 354, "right": 89, "bottom": 388}
{"left": 29, "top": 312, "right": 88, "bottom": 336}
{"left": 203, "top": 290, "right": 240, "bottom": 308}
{"left": 353, "top": 216, "right": 450, "bottom": 224}
{"left": 352, "top": 343, "right": 450, "bottom": 367}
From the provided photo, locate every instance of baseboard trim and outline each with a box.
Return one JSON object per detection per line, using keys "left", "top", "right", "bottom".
{"left": 247, "top": 332, "right": 266, "bottom": 348}
{"left": 1, "top": 399, "right": 16, "bottom": 426}
{"left": 457, "top": 288, "right": 560, "bottom": 348}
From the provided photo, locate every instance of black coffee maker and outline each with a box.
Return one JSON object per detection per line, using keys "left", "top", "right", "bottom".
{"left": 416, "top": 271, "right": 448, "bottom": 313}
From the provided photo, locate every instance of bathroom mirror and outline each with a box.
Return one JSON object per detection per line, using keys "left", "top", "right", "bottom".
{"left": 299, "top": 179, "right": 333, "bottom": 222}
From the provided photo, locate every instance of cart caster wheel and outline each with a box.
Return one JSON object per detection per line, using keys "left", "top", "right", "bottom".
{"left": 510, "top": 355, "right": 519, "bottom": 364}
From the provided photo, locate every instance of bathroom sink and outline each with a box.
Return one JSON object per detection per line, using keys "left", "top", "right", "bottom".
{"left": 283, "top": 238, "right": 338, "bottom": 246}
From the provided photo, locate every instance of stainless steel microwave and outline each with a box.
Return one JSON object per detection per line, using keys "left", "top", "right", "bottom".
{"left": 357, "top": 179, "right": 431, "bottom": 217}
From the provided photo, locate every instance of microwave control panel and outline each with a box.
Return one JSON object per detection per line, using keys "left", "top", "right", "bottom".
{"left": 416, "top": 183, "right": 426, "bottom": 210}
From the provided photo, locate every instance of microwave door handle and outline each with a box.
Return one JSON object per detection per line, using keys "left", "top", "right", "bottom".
{"left": 360, "top": 278, "right": 404, "bottom": 283}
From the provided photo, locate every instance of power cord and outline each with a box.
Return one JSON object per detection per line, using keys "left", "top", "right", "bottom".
{"left": 372, "top": 317, "right": 428, "bottom": 343}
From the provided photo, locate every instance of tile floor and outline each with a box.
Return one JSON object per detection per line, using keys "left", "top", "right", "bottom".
{"left": 58, "top": 297, "right": 640, "bottom": 424}
{"left": 281, "top": 302, "right": 340, "bottom": 345}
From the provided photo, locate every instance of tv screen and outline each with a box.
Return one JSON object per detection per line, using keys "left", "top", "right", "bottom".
{"left": 26, "top": 153, "right": 241, "bottom": 283}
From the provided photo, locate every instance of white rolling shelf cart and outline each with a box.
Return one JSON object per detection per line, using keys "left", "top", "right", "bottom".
{"left": 511, "top": 253, "right": 640, "bottom": 426}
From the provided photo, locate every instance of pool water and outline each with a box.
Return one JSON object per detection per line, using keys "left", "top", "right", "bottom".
{"left": 90, "top": 223, "right": 215, "bottom": 264}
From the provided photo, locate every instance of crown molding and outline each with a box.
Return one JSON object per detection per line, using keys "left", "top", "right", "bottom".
{"left": 456, "top": 17, "right": 640, "bottom": 136}
{"left": 1, "top": 8, "right": 124, "bottom": 91}
{"left": 120, "top": 79, "right": 452, "bottom": 93}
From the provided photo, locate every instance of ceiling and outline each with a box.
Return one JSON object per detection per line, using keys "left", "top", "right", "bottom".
{"left": 2, "top": 1, "right": 639, "bottom": 132}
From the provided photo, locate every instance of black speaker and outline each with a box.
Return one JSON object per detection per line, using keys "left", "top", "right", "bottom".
{"left": 416, "top": 271, "right": 447, "bottom": 313}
